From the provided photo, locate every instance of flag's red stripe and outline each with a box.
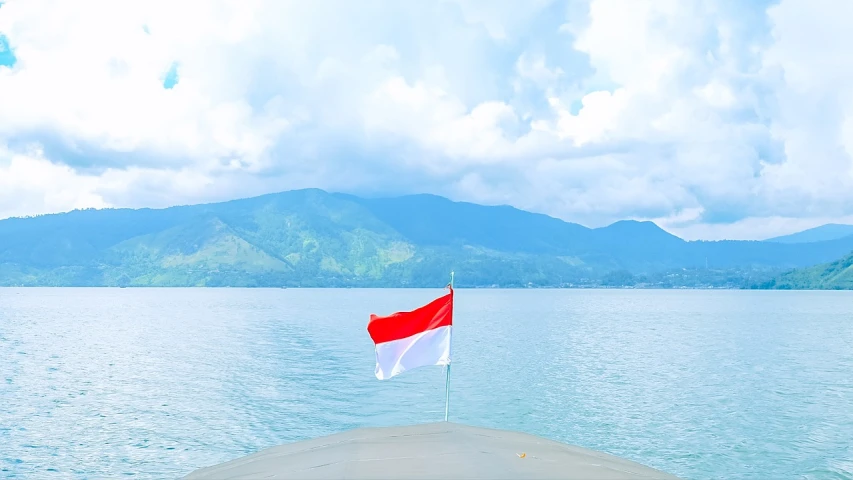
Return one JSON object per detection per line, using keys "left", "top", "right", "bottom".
{"left": 367, "top": 290, "right": 453, "bottom": 344}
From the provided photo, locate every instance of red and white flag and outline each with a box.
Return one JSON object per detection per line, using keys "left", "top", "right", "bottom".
{"left": 367, "top": 288, "right": 453, "bottom": 380}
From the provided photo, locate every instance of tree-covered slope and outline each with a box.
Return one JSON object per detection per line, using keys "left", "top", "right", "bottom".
{"left": 0, "top": 190, "right": 588, "bottom": 287}
{"left": 756, "top": 251, "right": 853, "bottom": 289}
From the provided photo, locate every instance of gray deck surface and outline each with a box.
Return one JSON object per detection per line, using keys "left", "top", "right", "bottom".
{"left": 183, "top": 422, "right": 680, "bottom": 479}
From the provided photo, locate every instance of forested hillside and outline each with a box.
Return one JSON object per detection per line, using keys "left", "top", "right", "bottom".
{"left": 2, "top": 189, "right": 853, "bottom": 287}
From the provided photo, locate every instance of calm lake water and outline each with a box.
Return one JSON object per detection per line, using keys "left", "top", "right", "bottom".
{"left": 1, "top": 288, "right": 852, "bottom": 479}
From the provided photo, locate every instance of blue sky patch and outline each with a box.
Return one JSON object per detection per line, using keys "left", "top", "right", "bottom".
{"left": 162, "top": 62, "right": 179, "bottom": 89}
{"left": 0, "top": 34, "right": 16, "bottom": 68}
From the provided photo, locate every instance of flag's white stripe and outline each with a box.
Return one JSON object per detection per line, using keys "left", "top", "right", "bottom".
{"left": 374, "top": 325, "right": 451, "bottom": 380}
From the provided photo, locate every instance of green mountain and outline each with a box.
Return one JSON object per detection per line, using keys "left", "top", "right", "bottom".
{"left": 765, "top": 224, "right": 853, "bottom": 244}
{"left": 3, "top": 189, "right": 853, "bottom": 287}
{"left": 755, "top": 251, "right": 853, "bottom": 289}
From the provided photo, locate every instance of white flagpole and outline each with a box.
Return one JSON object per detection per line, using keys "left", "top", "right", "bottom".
{"left": 444, "top": 271, "right": 454, "bottom": 422}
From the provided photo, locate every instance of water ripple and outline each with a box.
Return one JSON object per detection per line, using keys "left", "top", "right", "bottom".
{"left": 1, "top": 288, "right": 852, "bottom": 479}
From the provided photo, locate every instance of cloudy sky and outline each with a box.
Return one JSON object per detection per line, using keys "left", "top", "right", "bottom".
{"left": 1, "top": 0, "right": 851, "bottom": 240}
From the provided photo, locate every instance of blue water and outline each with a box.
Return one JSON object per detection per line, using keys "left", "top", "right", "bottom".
{"left": 1, "top": 288, "right": 852, "bottom": 479}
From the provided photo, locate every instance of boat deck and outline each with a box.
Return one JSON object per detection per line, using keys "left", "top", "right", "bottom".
{"left": 184, "top": 422, "right": 680, "bottom": 479}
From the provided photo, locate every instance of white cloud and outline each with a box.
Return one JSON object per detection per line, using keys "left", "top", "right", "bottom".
{"left": 516, "top": 52, "right": 564, "bottom": 89}
{"left": 0, "top": 146, "right": 108, "bottom": 219}
{"left": 0, "top": 0, "right": 852, "bottom": 240}
{"left": 540, "top": 89, "right": 630, "bottom": 146}
{"left": 0, "top": 0, "right": 290, "bottom": 172}
{"left": 757, "top": 0, "right": 853, "bottom": 214}
{"left": 363, "top": 76, "right": 522, "bottom": 162}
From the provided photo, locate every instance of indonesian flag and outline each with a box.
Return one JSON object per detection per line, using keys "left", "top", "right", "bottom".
{"left": 367, "top": 288, "right": 453, "bottom": 380}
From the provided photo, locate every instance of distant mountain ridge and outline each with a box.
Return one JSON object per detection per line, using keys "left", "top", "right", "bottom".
{"left": 2, "top": 188, "right": 853, "bottom": 287}
{"left": 765, "top": 224, "right": 853, "bottom": 244}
